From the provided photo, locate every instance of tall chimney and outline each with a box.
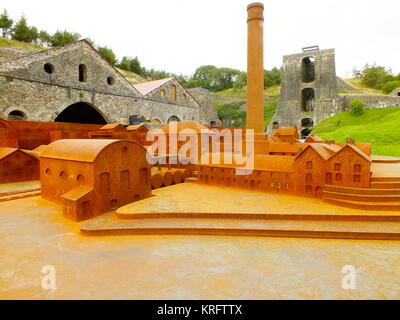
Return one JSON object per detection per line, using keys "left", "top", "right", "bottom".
{"left": 246, "top": 2, "right": 264, "bottom": 136}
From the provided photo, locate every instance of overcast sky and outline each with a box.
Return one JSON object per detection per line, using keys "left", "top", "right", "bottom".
{"left": 2, "top": 0, "right": 399, "bottom": 78}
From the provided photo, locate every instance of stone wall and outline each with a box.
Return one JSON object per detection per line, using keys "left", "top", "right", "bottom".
{"left": 0, "top": 40, "right": 215, "bottom": 126}
{"left": 188, "top": 88, "right": 221, "bottom": 125}
{"left": 339, "top": 94, "right": 400, "bottom": 111}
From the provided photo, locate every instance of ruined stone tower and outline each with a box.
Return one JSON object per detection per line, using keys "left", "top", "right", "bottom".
{"left": 267, "top": 46, "right": 340, "bottom": 138}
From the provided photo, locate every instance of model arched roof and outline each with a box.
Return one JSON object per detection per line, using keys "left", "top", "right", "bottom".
{"left": 40, "top": 139, "right": 146, "bottom": 163}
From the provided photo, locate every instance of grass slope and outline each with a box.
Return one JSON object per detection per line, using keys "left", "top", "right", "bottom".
{"left": 214, "top": 85, "right": 281, "bottom": 99}
{"left": 116, "top": 68, "right": 147, "bottom": 84}
{"left": 0, "top": 37, "right": 45, "bottom": 51}
{"left": 343, "top": 78, "right": 385, "bottom": 95}
{"left": 312, "top": 108, "right": 400, "bottom": 156}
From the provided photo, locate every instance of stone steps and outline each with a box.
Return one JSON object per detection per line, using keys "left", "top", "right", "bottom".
{"left": 116, "top": 210, "right": 400, "bottom": 222}
{"left": 324, "top": 185, "right": 400, "bottom": 195}
{"left": 0, "top": 190, "right": 41, "bottom": 202}
{"left": 372, "top": 181, "right": 400, "bottom": 189}
{"left": 324, "top": 198, "right": 400, "bottom": 211}
{"left": 80, "top": 214, "right": 400, "bottom": 240}
{"left": 371, "top": 177, "right": 400, "bottom": 182}
{"left": 323, "top": 190, "right": 400, "bottom": 202}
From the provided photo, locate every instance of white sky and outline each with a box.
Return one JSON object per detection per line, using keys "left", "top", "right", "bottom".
{"left": 2, "top": 0, "right": 400, "bottom": 78}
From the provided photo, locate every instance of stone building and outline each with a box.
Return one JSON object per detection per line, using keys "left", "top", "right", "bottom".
{"left": 267, "top": 46, "right": 340, "bottom": 137}
{"left": 0, "top": 40, "right": 218, "bottom": 126}
{"left": 267, "top": 46, "right": 400, "bottom": 138}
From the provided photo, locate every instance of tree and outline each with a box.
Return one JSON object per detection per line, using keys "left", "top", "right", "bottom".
{"left": 12, "top": 16, "right": 31, "bottom": 42}
{"left": 233, "top": 72, "right": 247, "bottom": 89}
{"left": 28, "top": 26, "right": 38, "bottom": 43}
{"left": 0, "top": 9, "right": 13, "bottom": 38}
{"left": 50, "top": 30, "right": 81, "bottom": 46}
{"left": 264, "top": 67, "right": 281, "bottom": 88}
{"left": 349, "top": 99, "right": 365, "bottom": 116}
{"left": 38, "top": 30, "right": 52, "bottom": 46}
{"left": 192, "top": 65, "right": 218, "bottom": 90}
{"left": 98, "top": 46, "right": 117, "bottom": 65}
{"left": 360, "top": 64, "right": 394, "bottom": 90}
{"left": 383, "top": 80, "right": 400, "bottom": 94}
{"left": 118, "top": 56, "right": 145, "bottom": 76}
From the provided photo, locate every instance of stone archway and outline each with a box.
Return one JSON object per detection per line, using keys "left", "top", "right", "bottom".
{"left": 55, "top": 102, "right": 108, "bottom": 124}
{"left": 167, "top": 115, "right": 181, "bottom": 123}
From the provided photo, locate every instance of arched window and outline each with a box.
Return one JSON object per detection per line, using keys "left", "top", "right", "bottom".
{"left": 301, "top": 88, "right": 315, "bottom": 112}
{"left": 8, "top": 110, "right": 26, "bottom": 121}
{"left": 160, "top": 89, "right": 165, "bottom": 97}
{"left": 167, "top": 115, "right": 181, "bottom": 123}
{"left": 79, "top": 64, "right": 87, "bottom": 82}
{"left": 171, "top": 85, "right": 177, "bottom": 101}
{"left": 301, "top": 57, "right": 315, "bottom": 83}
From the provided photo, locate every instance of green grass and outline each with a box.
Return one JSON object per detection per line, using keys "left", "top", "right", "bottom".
{"left": 212, "top": 85, "right": 280, "bottom": 128}
{"left": 0, "top": 37, "right": 45, "bottom": 51}
{"left": 214, "top": 85, "right": 281, "bottom": 99}
{"left": 344, "top": 78, "right": 385, "bottom": 95}
{"left": 312, "top": 107, "right": 400, "bottom": 156}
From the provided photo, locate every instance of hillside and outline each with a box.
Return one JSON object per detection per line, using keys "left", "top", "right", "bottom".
{"left": 116, "top": 68, "right": 147, "bottom": 84}
{"left": 211, "top": 85, "right": 281, "bottom": 127}
{"left": 342, "top": 78, "right": 385, "bottom": 95}
{"left": 312, "top": 108, "right": 400, "bottom": 156}
{"left": 0, "top": 37, "right": 45, "bottom": 51}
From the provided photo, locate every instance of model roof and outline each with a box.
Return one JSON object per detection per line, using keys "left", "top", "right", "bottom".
{"left": 40, "top": 139, "right": 145, "bottom": 163}
{"left": 0, "top": 147, "right": 18, "bottom": 160}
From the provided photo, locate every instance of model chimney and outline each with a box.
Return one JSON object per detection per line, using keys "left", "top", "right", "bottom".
{"left": 246, "top": 2, "right": 264, "bottom": 136}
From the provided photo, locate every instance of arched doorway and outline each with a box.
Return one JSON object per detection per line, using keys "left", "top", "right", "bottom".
{"left": 55, "top": 102, "right": 107, "bottom": 124}
{"left": 167, "top": 115, "right": 181, "bottom": 123}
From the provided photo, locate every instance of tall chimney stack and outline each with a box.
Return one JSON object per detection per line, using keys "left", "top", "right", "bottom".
{"left": 246, "top": 2, "right": 264, "bottom": 136}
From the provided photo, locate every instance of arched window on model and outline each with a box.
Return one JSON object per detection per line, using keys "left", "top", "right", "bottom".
{"left": 79, "top": 64, "right": 87, "bottom": 82}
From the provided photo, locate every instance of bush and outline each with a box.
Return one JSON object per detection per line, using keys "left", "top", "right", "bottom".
{"left": 349, "top": 99, "right": 365, "bottom": 116}
{"left": 383, "top": 80, "right": 400, "bottom": 94}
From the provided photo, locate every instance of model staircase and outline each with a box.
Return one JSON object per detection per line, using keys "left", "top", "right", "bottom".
{"left": 0, "top": 188, "right": 41, "bottom": 202}
{"left": 323, "top": 179, "right": 400, "bottom": 211}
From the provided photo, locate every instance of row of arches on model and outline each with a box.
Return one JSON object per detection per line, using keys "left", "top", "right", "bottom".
{"left": 43, "top": 62, "right": 115, "bottom": 85}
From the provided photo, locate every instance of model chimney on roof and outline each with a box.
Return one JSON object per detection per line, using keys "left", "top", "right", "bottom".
{"left": 246, "top": 2, "right": 264, "bottom": 136}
